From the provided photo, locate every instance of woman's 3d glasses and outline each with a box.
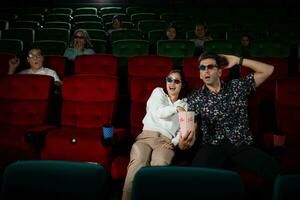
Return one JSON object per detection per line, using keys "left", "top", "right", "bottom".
{"left": 166, "top": 76, "right": 182, "bottom": 84}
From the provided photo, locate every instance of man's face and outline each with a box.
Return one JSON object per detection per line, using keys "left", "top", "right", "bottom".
{"left": 199, "top": 58, "right": 221, "bottom": 86}
{"left": 27, "top": 49, "right": 44, "bottom": 71}
{"left": 195, "top": 25, "right": 207, "bottom": 39}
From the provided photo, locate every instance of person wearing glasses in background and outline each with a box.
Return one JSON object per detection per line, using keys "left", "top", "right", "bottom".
{"left": 8, "top": 47, "right": 61, "bottom": 86}
{"left": 122, "top": 70, "right": 193, "bottom": 200}
{"left": 64, "top": 29, "right": 95, "bottom": 61}
{"left": 186, "top": 52, "right": 279, "bottom": 199}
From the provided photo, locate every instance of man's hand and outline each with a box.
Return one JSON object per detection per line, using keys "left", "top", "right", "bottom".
{"left": 220, "top": 54, "right": 239, "bottom": 69}
{"left": 178, "top": 124, "right": 197, "bottom": 150}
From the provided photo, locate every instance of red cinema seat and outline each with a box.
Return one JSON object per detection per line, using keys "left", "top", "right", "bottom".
{"left": 0, "top": 53, "right": 14, "bottom": 76}
{"left": 0, "top": 74, "right": 55, "bottom": 170}
{"left": 128, "top": 55, "right": 173, "bottom": 78}
{"left": 275, "top": 77, "right": 300, "bottom": 172}
{"left": 40, "top": 75, "right": 118, "bottom": 169}
{"left": 111, "top": 77, "right": 164, "bottom": 180}
{"left": 74, "top": 54, "right": 118, "bottom": 76}
{"left": 44, "top": 55, "right": 67, "bottom": 79}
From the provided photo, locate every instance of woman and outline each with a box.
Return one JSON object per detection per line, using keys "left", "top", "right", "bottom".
{"left": 64, "top": 29, "right": 95, "bottom": 61}
{"left": 165, "top": 23, "right": 177, "bottom": 40}
{"left": 122, "top": 70, "right": 192, "bottom": 200}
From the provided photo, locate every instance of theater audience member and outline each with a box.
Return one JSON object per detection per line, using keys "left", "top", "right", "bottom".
{"left": 122, "top": 70, "right": 192, "bottom": 200}
{"left": 8, "top": 47, "right": 61, "bottom": 86}
{"left": 64, "top": 29, "right": 95, "bottom": 61}
{"left": 190, "top": 22, "right": 213, "bottom": 56}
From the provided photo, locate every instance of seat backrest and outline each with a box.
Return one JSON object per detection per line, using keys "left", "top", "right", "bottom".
{"left": 273, "top": 174, "right": 300, "bottom": 200}
{"left": 128, "top": 55, "right": 173, "bottom": 78}
{"left": 44, "top": 55, "right": 67, "bottom": 79}
{"left": 74, "top": 54, "right": 118, "bottom": 76}
{"left": 132, "top": 166, "right": 245, "bottom": 200}
{"left": 203, "top": 40, "right": 241, "bottom": 55}
{"left": 0, "top": 39, "right": 23, "bottom": 55}
{"left": 112, "top": 39, "right": 149, "bottom": 57}
{"left": 0, "top": 53, "right": 14, "bottom": 75}
{"left": 1, "top": 160, "right": 107, "bottom": 200}
{"left": 61, "top": 75, "right": 118, "bottom": 128}
{"left": 0, "top": 74, "right": 54, "bottom": 125}
{"left": 36, "top": 28, "right": 70, "bottom": 44}
{"left": 157, "top": 39, "right": 195, "bottom": 58}
{"left": 276, "top": 78, "right": 300, "bottom": 135}
{"left": 110, "top": 29, "right": 143, "bottom": 42}
{"left": 130, "top": 77, "right": 164, "bottom": 137}
{"left": 34, "top": 40, "right": 66, "bottom": 56}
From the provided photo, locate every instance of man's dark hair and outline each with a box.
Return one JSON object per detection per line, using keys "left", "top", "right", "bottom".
{"left": 198, "top": 52, "right": 228, "bottom": 68}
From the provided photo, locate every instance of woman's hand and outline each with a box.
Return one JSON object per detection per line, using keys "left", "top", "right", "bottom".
{"left": 162, "top": 141, "right": 175, "bottom": 150}
{"left": 176, "top": 106, "right": 186, "bottom": 113}
{"left": 74, "top": 40, "right": 85, "bottom": 52}
{"left": 8, "top": 56, "right": 20, "bottom": 75}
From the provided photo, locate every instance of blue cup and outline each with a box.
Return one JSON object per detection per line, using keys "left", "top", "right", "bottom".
{"left": 102, "top": 125, "right": 114, "bottom": 139}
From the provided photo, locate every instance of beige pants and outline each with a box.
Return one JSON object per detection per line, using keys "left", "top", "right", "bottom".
{"left": 122, "top": 130, "right": 175, "bottom": 200}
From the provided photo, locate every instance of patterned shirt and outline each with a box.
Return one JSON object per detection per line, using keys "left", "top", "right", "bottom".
{"left": 187, "top": 74, "right": 256, "bottom": 146}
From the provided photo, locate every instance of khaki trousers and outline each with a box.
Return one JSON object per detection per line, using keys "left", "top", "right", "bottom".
{"left": 122, "top": 130, "right": 175, "bottom": 200}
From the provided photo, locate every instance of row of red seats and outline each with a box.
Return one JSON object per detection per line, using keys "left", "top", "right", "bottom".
{"left": 0, "top": 55, "right": 299, "bottom": 178}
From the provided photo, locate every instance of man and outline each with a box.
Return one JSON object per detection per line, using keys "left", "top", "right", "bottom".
{"left": 8, "top": 47, "right": 61, "bottom": 85}
{"left": 186, "top": 52, "right": 278, "bottom": 199}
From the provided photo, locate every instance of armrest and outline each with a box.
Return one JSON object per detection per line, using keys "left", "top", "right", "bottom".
{"left": 24, "top": 125, "right": 57, "bottom": 148}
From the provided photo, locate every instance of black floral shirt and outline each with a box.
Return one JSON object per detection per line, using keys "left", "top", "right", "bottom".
{"left": 187, "top": 74, "right": 256, "bottom": 146}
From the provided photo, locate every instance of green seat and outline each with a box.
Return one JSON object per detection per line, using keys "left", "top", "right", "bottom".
{"left": 0, "top": 39, "right": 23, "bottom": 55}
{"left": 131, "top": 13, "right": 158, "bottom": 26}
{"left": 273, "top": 174, "right": 300, "bottom": 200}
{"left": 74, "top": 7, "right": 97, "bottom": 15}
{"left": 112, "top": 39, "right": 149, "bottom": 58}
{"left": 11, "top": 20, "right": 40, "bottom": 30}
{"left": 148, "top": 29, "right": 166, "bottom": 45}
{"left": 73, "top": 14, "right": 102, "bottom": 23}
{"left": 73, "top": 21, "right": 104, "bottom": 30}
{"left": 157, "top": 40, "right": 195, "bottom": 68}
{"left": 90, "top": 39, "right": 107, "bottom": 53}
{"left": 2, "top": 28, "right": 34, "bottom": 50}
{"left": 44, "top": 22, "right": 71, "bottom": 30}
{"left": 102, "top": 13, "right": 127, "bottom": 24}
{"left": 137, "top": 20, "right": 167, "bottom": 37}
{"left": 251, "top": 42, "right": 290, "bottom": 58}
{"left": 17, "top": 14, "right": 44, "bottom": 24}
{"left": 86, "top": 29, "right": 107, "bottom": 40}
{"left": 132, "top": 166, "right": 245, "bottom": 200}
{"left": 203, "top": 40, "right": 241, "bottom": 55}
{"left": 126, "top": 7, "right": 149, "bottom": 17}
{"left": 46, "top": 14, "right": 72, "bottom": 23}
{"left": 99, "top": 7, "right": 123, "bottom": 16}
{"left": 105, "top": 21, "right": 134, "bottom": 30}
{"left": 0, "top": 20, "right": 9, "bottom": 30}
{"left": 49, "top": 8, "right": 73, "bottom": 15}
{"left": 110, "top": 29, "right": 143, "bottom": 42}
{"left": 36, "top": 28, "right": 70, "bottom": 44}
{"left": 1, "top": 160, "right": 107, "bottom": 200}
{"left": 33, "top": 40, "right": 66, "bottom": 55}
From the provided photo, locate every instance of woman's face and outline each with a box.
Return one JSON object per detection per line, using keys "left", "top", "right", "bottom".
{"left": 73, "top": 31, "right": 86, "bottom": 48}
{"left": 112, "top": 18, "right": 121, "bottom": 29}
{"left": 166, "top": 27, "right": 176, "bottom": 40}
{"left": 241, "top": 36, "right": 250, "bottom": 48}
{"left": 166, "top": 72, "right": 182, "bottom": 97}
